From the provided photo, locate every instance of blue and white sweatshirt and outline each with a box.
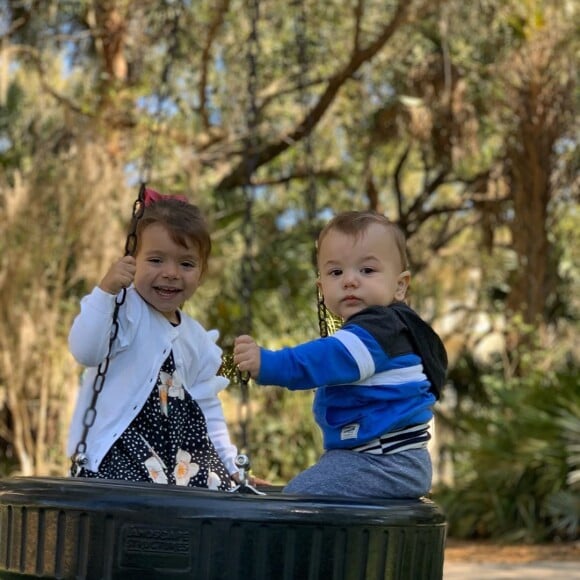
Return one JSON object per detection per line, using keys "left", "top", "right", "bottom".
{"left": 257, "top": 303, "right": 447, "bottom": 451}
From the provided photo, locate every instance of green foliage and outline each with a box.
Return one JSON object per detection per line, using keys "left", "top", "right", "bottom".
{"left": 435, "top": 360, "right": 580, "bottom": 541}
{"left": 226, "top": 383, "right": 322, "bottom": 485}
{"left": 0, "top": 0, "right": 576, "bottom": 484}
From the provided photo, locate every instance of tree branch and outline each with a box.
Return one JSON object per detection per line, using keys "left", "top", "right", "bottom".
{"left": 394, "top": 146, "right": 411, "bottom": 223}
{"left": 216, "top": 0, "right": 427, "bottom": 192}
{"left": 199, "top": 0, "right": 231, "bottom": 130}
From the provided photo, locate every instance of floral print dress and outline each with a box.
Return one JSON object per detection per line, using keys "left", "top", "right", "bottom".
{"left": 78, "top": 352, "right": 232, "bottom": 491}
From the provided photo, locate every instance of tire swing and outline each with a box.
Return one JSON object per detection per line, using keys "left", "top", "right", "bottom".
{"left": 0, "top": 3, "right": 446, "bottom": 580}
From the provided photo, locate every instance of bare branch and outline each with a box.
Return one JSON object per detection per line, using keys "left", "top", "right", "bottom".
{"left": 353, "top": 0, "right": 364, "bottom": 52}
{"left": 253, "top": 167, "right": 340, "bottom": 188}
{"left": 199, "top": 0, "right": 231, "bottom": 130}
{"left": 393, "top": 146, "right": 411, "bottom": 222}
{"left": 216, "top": 0, "right": 430, "bottom": 192}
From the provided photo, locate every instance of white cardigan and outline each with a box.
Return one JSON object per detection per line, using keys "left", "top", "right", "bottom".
{"left": 67, "top": 286, "right": 238, "bottom": 475}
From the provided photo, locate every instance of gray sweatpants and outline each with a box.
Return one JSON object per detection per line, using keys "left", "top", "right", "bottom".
{"left": 283, "top": 447, "right": 432, "bottom": 499}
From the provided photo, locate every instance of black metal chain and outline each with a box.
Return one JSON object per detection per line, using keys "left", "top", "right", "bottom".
{"left": 241, "top": 0, "right": 260, "bottom": 338}
{"left": 292, "top": 0, "right": 329, "bottom": 338}
{"left": 236, "top": 0, "right": 261, "bottom": 456}
{"left": 139, "top": 3, "right": 183, "bottom": 185}
{"left": 71, "top": 185, "right": 145, "bottom": 475}
{"left": 70, "top": 3, "right": 183, "bottom": 476}
{"left": 293, "top": 0, "right": 316, "bottom": 226}
{"left": 316, "top": 286, "right": 330, "bottom": 338}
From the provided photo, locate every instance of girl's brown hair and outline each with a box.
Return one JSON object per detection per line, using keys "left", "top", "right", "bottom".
{"left": 133, "top": 199, "right": 212, "bottom": 274}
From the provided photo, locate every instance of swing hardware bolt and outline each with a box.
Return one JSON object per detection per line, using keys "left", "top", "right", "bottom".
{"left": 71, "top": 453, "right": 88, "bottom": 477}
{"left": 235, "top": 454, "right": 250, "bottom": 469}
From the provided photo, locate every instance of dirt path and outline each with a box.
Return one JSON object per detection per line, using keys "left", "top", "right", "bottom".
{"left": 445, "top": 539, "right": 580, "bottom": 563}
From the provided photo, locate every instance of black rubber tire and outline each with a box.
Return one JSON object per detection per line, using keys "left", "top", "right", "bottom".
{"left": 0, "top": 477, "right": 445, "bottom": 580}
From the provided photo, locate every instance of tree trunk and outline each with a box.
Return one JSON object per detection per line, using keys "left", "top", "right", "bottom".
{"left": 503, "top": 31, "right": 573, "bottom": 334}
{"left": 506, "top": 125, "right": 553, "bottom": 327}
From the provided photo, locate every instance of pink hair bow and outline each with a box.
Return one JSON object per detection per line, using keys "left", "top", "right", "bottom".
{"left": 143, "top": 187, "right": 188, "bottom": 207}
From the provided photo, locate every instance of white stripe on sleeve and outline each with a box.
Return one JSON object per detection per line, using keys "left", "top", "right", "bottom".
{"left": 333, "top": 329, "right": 375, "bottom": 379}
{"left": 356, "top": 365, "right": 426, "bottom": 386}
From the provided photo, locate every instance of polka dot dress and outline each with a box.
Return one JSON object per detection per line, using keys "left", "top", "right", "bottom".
{"left": 78, "top": 351, "right": 232, "bottom": 490}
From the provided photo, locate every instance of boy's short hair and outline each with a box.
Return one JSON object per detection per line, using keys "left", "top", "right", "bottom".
{"left": 317, "top": 211, "right": 409, "bottom": 271}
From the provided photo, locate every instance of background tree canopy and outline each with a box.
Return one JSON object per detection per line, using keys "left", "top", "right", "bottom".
{"left": 0, "top": 0, "right": 577, "bottom": 540}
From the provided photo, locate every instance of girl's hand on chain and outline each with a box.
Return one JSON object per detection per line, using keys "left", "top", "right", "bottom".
{"left": 99, "top": 256, "right": 137, "bottom": 295}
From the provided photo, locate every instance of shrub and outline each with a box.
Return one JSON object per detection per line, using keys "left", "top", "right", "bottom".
{"left": 435, "top": 361, "right": 579, "bottom": 542}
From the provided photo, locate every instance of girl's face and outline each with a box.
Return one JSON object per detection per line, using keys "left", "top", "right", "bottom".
{"left": 317, "top": 223, "right": 410, "bottom": 320}
{"left": 134, "top": 223, "right": 204, "bottom": 323}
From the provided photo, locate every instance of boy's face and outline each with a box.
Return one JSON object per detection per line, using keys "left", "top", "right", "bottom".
{"left": 317, "top": 223, "right": 410, "bottom": 320}
{"left": 134, "top": 222, "right": 204, "bottom": 323}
